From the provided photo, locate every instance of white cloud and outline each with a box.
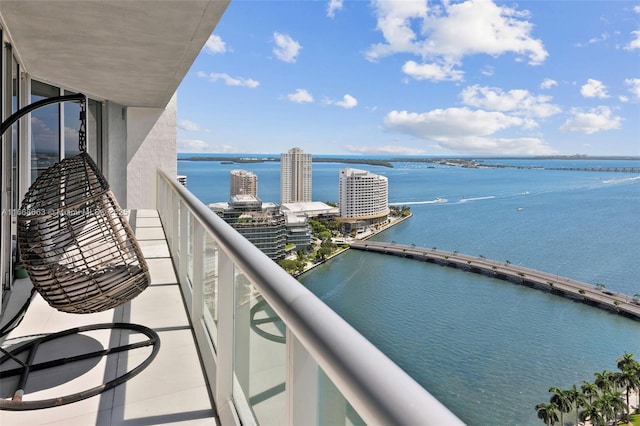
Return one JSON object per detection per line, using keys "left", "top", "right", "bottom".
{"left": 327, "top": 94, "right": 358, "bottom": 109}
{"left": 540, "top": 78, "right": 557, "bottom": 89}
{"left": 626, "top": 7, "right": 640, "bottom": 50}
{"left": 327, "top": 0, "right": 343, "bottom": 18}
{"left": 178, "top": 119, "right": 201, "bottom": 132}
{"left": 576, "top": 33, "right": 608, "bottom": 47}
{"left": 460, "top": 85, "right": 561, "bottom": 118}
{"left": 481, "top": 66, "right": 494, "bottom": 76}
{"left": 385, "top": 108, "right": 524, "bottom": 138}
{"left": 560, "top": 106, "right": 622, "bottom": 134}
{"left": 382, "top": 107, "right": 555, "bottom": 154}
{"left": 273, "top": 32, "right": 302, "bottom": 63}
{"left": 402, "top": 60, "right": 464, "bottom": 82}
{"left": 580, "top": 79, "right": 609, "bottom": 98}
{"left": 197, "top": 71, "right": 259, "bottom": 88}
{"left": 287, "top": 89, "right": 314, "bottom": 103}
{"left": 626, "top": 30, "right": 640, "bottom": 50}
{"left": 625, "top": 78, "right": 640, "bottom": 100}
{"left": 343, "top": 144, "right": 427, "bottom": 155}
{"left": 177, "top": 139, "right": 239, "bottom": 153}
{"left": 204, "top": 35, "right": 226, "bottom": 55}
{"left": 367, "top": 0, "right": 547, "bottom": 67}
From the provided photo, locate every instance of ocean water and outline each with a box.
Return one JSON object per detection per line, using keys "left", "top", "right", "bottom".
{"left": 178, "top": 155, "right": 640, "bottom": 425}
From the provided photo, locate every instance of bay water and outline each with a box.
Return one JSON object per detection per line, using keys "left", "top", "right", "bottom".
{"left": 178, "top": 155, "right": 640, "bottom": 425}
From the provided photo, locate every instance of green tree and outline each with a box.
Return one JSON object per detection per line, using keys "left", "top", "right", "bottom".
{"left": 535, "top": 402, "right": 559, "bottom": 426}
{"left": 594, "top": 370, "right": 615, "bottom": 393}
{"left": 565, "top": 384, "right": 586, "bottom": 426}
{"left": 580, "top": 400, "right": 606, "bottom": 426}
{"left": 581, "top": 381, "right": 599, "bottom": 404}
{"left": 614, "top": 354, "right": 640, "bottom": 420}
{"left": 549, "top": 387, "right": 572, "bottom": 425}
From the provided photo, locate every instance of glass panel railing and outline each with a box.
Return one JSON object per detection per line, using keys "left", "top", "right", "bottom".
{"left": 233, "top": 269, "right": 286, "bottom": 425}
{"left": 156, "top": 169, "right": 464, "bottom": 426}
{"left": 186, "top": 212, "right": 194, "bottom": 287}
{"left": 203, "top": 232, "right": 219, "bottom": 349}
{"left": 318, "top": 369, "right": 366, "bottom": 426}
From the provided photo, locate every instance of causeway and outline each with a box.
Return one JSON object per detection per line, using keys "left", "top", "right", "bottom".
{"left": 349, "top": 240, "right": 640, "bottom": 321}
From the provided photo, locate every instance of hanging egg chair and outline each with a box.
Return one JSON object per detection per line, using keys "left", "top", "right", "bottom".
{"left": 4, "top": 94, "right": 150, "bottom": 314}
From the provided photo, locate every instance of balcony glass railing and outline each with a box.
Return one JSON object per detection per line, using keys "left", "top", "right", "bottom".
{"left": 156, "top": 169, "right": 464, "bottom": 426}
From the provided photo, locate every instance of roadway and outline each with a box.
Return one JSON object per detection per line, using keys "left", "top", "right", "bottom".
{"left": 349, "top": 240, "right": 640, "bottom": 321}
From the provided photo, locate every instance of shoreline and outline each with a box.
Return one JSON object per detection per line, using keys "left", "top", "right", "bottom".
{"left": 293, "top": 213, "right": 412, "bottom": 278}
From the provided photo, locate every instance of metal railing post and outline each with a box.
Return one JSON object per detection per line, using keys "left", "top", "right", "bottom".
{"left": 216, "top": 249, "right": 237, "bottom": 424}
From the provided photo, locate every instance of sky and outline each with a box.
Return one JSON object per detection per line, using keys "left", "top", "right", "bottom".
{"left": 176, "top": 0, "right": 640, "bottom": 156}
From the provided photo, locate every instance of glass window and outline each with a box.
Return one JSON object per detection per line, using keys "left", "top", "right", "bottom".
{"left": 63, "top": 90, "right": 81, "bottom": 158}
{"left": 11, "top": 57, "right": 19, "bottom": 209}
{"left": 88, "top": 99, "right": 102, "bottom": 168}
{"left": 30, "top": 80, "right": 60, "bottom": 182}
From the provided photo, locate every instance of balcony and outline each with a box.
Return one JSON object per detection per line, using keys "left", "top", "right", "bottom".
{"left": 0, "top": 169, "right": 463, "bottom": 425}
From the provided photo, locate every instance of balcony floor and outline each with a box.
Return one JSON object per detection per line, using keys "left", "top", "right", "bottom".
{"left": 0, "top": 210, "right": 218, "bottom": 425}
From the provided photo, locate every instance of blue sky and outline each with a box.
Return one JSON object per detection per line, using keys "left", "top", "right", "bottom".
{"left": 176, "top": 0, "right": 640, "bottom": 156}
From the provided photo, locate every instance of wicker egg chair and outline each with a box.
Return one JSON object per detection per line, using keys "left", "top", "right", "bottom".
{"left": 8, "top": 94, "right": 150, "bottom": 314}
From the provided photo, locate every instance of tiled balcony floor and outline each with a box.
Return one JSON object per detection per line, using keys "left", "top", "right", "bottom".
{"left": 0, "top": 210, "right": 217, "bottom": 425}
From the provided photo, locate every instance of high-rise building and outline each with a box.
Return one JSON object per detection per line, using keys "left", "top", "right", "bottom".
{"left": 339, "top": 168, "right": 390, "bottom": 230}
{"left": 230, "top": 169, "right": 257, "bottom": 197}
{"left": 209, "top": 195, "right": 286, "bottom": 260}
{"left": 280, "top": 147, "right": 312, "bottom": 204}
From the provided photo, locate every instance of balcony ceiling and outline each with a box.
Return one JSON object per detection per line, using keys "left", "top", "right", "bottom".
{"left": 0, "top": 0, "right": 229, "bottom": 108}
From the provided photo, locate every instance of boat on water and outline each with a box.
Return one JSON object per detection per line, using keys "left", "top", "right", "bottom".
{"left": 434, "top": 198, "right": 448, "bottom": 203}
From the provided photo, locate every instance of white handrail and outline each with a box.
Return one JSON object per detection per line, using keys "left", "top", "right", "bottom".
{"left": 157, "top": 169, "right": 464, "bottom": 426}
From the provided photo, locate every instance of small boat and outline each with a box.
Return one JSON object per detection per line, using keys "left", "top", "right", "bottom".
{"left": 434, "top": 198, "right": 448, "bottom": 203}
{"left": 517, "top": 207, "right": 524, "bottom": 211}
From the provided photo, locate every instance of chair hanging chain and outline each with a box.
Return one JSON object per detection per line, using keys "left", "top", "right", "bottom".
{"left": 78, "top": 98, "right": 86, "bottom": 153}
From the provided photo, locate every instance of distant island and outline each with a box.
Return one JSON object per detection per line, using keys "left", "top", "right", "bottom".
{"left": 178, "top": 154, "right": 640, "bottom": 172}
{"left": 180, "top": 155, "right": 394, "bottom": 167}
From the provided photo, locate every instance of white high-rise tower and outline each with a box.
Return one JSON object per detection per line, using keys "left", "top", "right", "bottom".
{"left": 338, "top": 168, "right": 389, "bottom": 220}
{"left": 280, "top": 147, "right": 312, "bottom": 204}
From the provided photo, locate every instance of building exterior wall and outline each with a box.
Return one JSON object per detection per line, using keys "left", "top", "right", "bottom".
{"left": 280, "top": 147, "right": 312, "bottom": 204}
{"left": 105, "top": 100, "right": 128, "bottom": 206}
{"left": 230, "top": 169, "right": 257, "bottom": 197}
{"left": 339, "top": 168, "right": 390, "bottom": 221}
{"left": 127, "top": 93, "right": 177, "bottom": 209}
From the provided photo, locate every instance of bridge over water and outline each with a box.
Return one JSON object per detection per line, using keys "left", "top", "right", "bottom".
{"left": 349, "top": 240, "right": 640, "bottom": 321}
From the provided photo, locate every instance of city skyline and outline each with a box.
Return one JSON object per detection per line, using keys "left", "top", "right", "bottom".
{"left": 176, "top": 0, "right": 640, "bottom": 157}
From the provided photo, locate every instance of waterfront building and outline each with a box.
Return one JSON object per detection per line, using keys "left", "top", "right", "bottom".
{"left": 280, "top": 147, "right": 312, "bottom": 204}
{"left": 209, "top": 195, "right": 287, "bottom": 260}
{"left": 283, "top": 211, "right": 312, "bottom": 251}
{"left": 338, "top": 168, "right": 390, "bottom": 232}
{"left": 230, "top": 169, "right": 257, "bottom": 197}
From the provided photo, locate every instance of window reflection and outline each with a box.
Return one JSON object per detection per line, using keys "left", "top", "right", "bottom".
{"left": 30, "top": 80, "right": 60, "bottom": 182}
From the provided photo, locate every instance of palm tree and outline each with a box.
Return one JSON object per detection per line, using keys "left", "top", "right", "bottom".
{"left": 616, "top": 352, "right": 640, "bottom": 411}
{"left": 565, "top": 384, "right": 586, "bottom": 426}
{"left": 581, "top": 381, "right": 599, "bottom": 404}
{"left": 536, "top": 402, "right": 559, "bottom": 426}
{"left": 597, "top": 390, "right": 626, "bottom": 424}
{"left": 549, "top": 387, "right": 572, "bottom": 425}
{"left": 594, "top": 370, "right": 616, "bottom": 393}
{"left": 580, "top": 400, "right": 606, "bottom": 426}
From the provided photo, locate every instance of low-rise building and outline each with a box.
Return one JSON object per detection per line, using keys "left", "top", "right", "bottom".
{"left": 209, "top": 195, "right": 286, "bottom": 260}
